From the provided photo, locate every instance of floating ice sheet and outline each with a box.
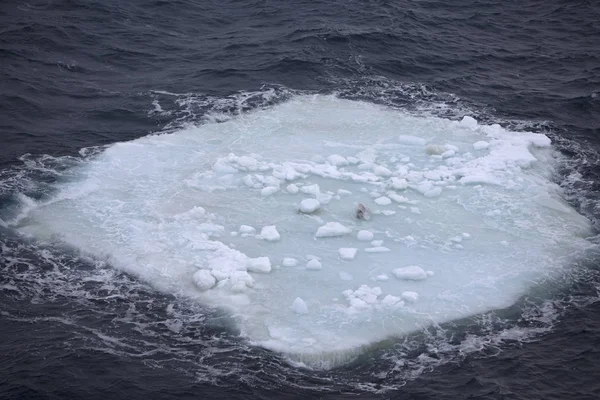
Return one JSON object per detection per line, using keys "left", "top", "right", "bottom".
{"left": 12, "top": 95, "right": 594, "bottom": 366}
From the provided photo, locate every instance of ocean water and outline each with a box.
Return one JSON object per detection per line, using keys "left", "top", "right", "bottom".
{"left": 1, "top": 0, "right": 600, "bottom": 399}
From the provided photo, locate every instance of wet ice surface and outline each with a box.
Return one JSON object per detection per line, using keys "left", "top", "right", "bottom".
{"left": 12, "top": 95, "right": 594, "bottom": 367}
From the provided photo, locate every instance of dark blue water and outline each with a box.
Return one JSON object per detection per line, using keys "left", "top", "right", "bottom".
{"left": 2, "top": 0, "right": 600, "bottom": 398}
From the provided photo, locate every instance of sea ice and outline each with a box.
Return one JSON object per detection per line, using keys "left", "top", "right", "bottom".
{"left": 286, "top": 184, "right": 299, "bottom": 194}
{"left": 261, "top": 186, "right": 279, "bottom": 197}
{"left": 247, "top": 257, "right": 272, "bottom": 273}
{"left": 299, "top": 198, "right": 321, "bottom": 213}
{"left": 292, "top": 297, "right": 308, "bottom": 314}
{"left": 401, "top": 291, "right": 419, "bottom": 303}
{"left": 393, "top": 265, "right": 428, "bottom": 280}
{"left": 365, "top": 246, "right": 391, "bottom": 253}
{"left": 339, "top": 248, "right": 358, "bottom": 260}
{"left": 381, "top": 294, "right": 403, "bottom": 306}
{"left": 239, "top": 225, "right": 256, "bottom": 234}
{"left": 260, "top": 225, "right": 281, "bottom": 241}
{"left": 327, "top": 154, "right": 349, "bottom": 166}
{"left": 282, "top": 257, "right": 298, "bottom": 267}
{"left": 315, "top": 222, "right": 351, "bottom": 238}
{"left": 460, "top": 115, "right": 478, "bottom": 128}
{"left": 16, "top": 93, "right": 595, "bottom": 365}
{"left": 357, "top": 230, "right": 374, "bottom": 241}
{"left": 375, "top": 196, "right": 392, "bottom": 206}
{"left": 193, "top": 269, "right": 216, "bottom": 291}
{"left": 473, "top": 141, "right": 490, "bottom": 150}
{"left": 306, "top": 259, "right": 322, "bottom": 270}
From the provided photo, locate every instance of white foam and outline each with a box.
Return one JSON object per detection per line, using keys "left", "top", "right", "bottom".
{"left": 14, "top": 94, "right": 594, "bottom": 366}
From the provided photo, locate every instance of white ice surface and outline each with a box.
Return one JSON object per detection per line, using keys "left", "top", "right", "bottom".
{"left": 14, "top": 95, "right": 595, "bottom": 367}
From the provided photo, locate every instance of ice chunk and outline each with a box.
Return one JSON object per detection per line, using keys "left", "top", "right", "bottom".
{"left": 299, "top": 198, "right": 321, "bottom": 213}
{"left": 343, "top": 285, "right": 383, "bottom": 310}
{"left": 327, "top": 154, "right": 349, "bottom": 166}
{"left": 365, "top": 246, "right": 391, "bottom": 253}
{"left": 315, "top": 222, "right": 351, "bottom": 238}
{"left": 375, "top": 274, "right": 389, "bottom": 281}
{"left": 357, "top": 230, "right": 374, "bottom": 241}
{"left": 286, "top": 184, "right": 299, "bottom": 194}
{"left": 301, "top": 184, "right": 320, "bottom": 196}
{"left": 247, "top": 257, "right": 272, "bottom": 273}
{"left": 292, "top": 297, "right": 308, "bottom": 314}
{"left": 424, "top": 187, "right": 443, "bottom": 198}
{"left": 259, "top": 225, "right": 281, "bottom": 241}
{"left": 390, "top": 177, "right": 408, "bottom": 190}
{"left": 373, "top": 165, "right": 393, "bottom": 177}
{"left": 239, "top": 225, "right": 256, "bottom": 234}
{"left": 393, "top": 265, "right": 428, "bottom": 280}
{"left": 371, "top": 240, "right": 383, "bottom": 247}
{"left": 460, "top": 115, "right": 478, "bottom": 128}
{"left": 232, "top": 271, "right": 254, "bottom": 288}
{"left": 339, "top": 248, "right": 358, "bottom": 260}
{"left": 473, "top": 141, "right": 490, "bottom": 150}
{"left": 337, "top": 189, "right": 352, "bottom": 196}
{"left": 193, "top": 270, "right": 216, "bottom": 291}
{"left": 375, "top": 196, "right": 392, "bottom": 206}
{"left": 381, "top": 294, "right": 402, "bottom": 306}
{"left": 316, "top": 192, "right": 333, "bottom": 205}
{"left": 282, "top": 257, "right": 298, "bottom": 267}
{"left": 401, "top": 291, "right": 419, "bottom": 303}
{"left": 306, "top": 259, "right": 322, "bottom": 270}
{"left": 261, "top": 186, "right": 279, "bottom": 197}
